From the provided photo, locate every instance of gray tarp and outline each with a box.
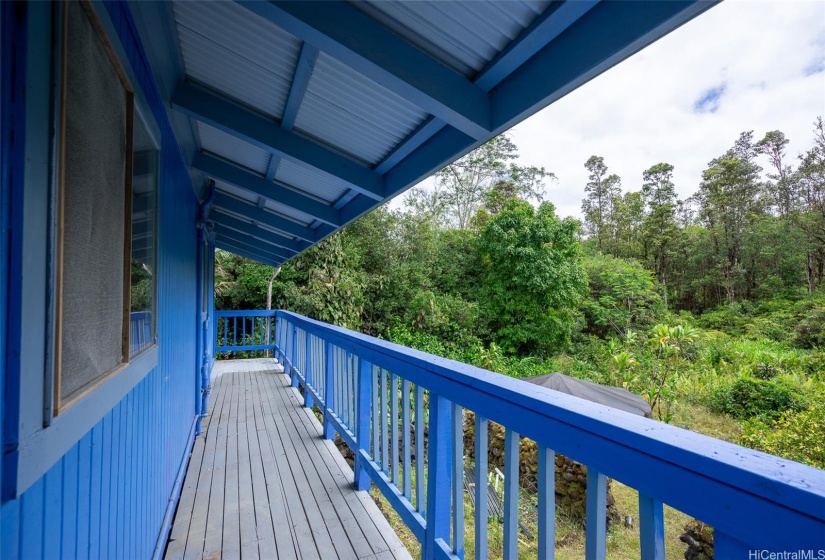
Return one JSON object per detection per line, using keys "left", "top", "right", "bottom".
{"left": 523, "top": 372, "right": 652, "bottom": 418}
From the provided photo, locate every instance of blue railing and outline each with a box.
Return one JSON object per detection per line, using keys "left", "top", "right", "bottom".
{"left": 215, "top": 310, "right": 277, "bottom": 356}
{"left": 130, "top": 311, "right": 152, "bottom": 355}
{"left": 271, "top": 310, "right": 824, "bottom": 559}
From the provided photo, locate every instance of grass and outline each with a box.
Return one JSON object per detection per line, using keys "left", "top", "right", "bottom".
{"left": 370, "top": 478, "right": 697, "bottom": 559}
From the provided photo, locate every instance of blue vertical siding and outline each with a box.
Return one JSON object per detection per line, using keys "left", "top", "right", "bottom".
{"left": 1, "top": 1, "right": 201, "bottom": 558}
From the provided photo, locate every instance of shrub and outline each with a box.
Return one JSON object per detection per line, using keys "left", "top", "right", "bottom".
{"left": 795, "top": 307, "right": 825, "bottom": 349}
{"left": 740, "top": 404, "right": 825, "bottom": 469}
{"left": 708, "top": 377, "right": 806, "bottom": 421}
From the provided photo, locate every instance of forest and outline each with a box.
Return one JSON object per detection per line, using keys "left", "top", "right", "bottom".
{"left": 215, "top": 119, "right": 824, "bottom": 549}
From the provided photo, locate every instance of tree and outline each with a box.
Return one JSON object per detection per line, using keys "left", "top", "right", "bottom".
{"left": 641, "top": 163, "right": 680, "bottom": 307}
{"left": 432, "top": 134, "right": 551, "bottom": 229}
{"left": 756, "top": 130, "right": 794, "bottom": 217}
{"left": 695, "top": 132, "right": 764, "bottom": 304}
{"left": 581, "top": 156, "right": 622, "bottom": 253}
{"left": 477, "top": 200, "right": 587, "bottom": 355}
{"left": 794, "top": 118, "right": 825, "bottom": 291}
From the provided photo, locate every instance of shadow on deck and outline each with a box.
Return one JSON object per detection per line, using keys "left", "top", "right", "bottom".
{"left": 164, "top": 359, "right": 411, "bottom": 560}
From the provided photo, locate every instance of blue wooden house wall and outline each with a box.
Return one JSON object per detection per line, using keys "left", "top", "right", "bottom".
{"left": 1, "top": 2, "right": 206, "bottom": 557}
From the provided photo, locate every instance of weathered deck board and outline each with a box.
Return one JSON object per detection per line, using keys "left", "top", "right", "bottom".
{"left": 165, "top": 358, "right": 412, "bottom": 560}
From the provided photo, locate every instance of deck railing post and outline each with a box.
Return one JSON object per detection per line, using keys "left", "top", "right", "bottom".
{"left": 354, "top": 357, "right": 372, "bottom": 491}
{"left": 304, "top": 333, "right": 314, "bottom": 409}
{"left": 291, "top": 324, "right": 299, "bottom": 388}
{"left": 424, "top": 393, "right": 453, "bottom": 560}
{"left": 323, "top": 341, "right": 335, "bottom": 439}
{"left": 639, "top": 493, "right": 665, "bottom": 560}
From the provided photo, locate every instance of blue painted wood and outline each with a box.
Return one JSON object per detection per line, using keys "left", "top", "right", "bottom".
{"left": 452, "top": 403, "right": 464, "bottom": 559}
{"left": 304, "top": 332, "right": 313, "bottom": 408}
{"left": 491, "top": 1, "right": 718, "bottom": 133}
{"left": 372, "top": 365, "right": 380, "bottom": 460}
{"left": 415, "top": 384, "right": 425, "bottom": 515}
{"left": 474, "top": 415, "right": 488, "bottom": 560}
{"left": 323, "top": 341, "right": 335, "bottom": 439}
{"left": 503, "top": 428, "right": 519, "bottom": 560}
{"left": 276, "top": 310, "right": 825, "bottom": 548}
{"left": 426, "top": 394, "right": 453, "bottom": 560}
{"left": 238, "top": 0, "right": 491, "bottom": 140}
{"left": 639, "top": 493, "right": 665, "bottom": 560}
{"left": 714, "top": 532, "right": 754, "bottom": 558}
{"left": 475, "top": 1, "right": 600, "bottom": 91}
{"left": 282, "top": 42, "right": 319, "bottom": 131}
{"left": 210, "top": 212, "right": 303, "bottom": 254}
{"left": 171, "top": 82, "right": 385, "bottom": 201}
{"left": 537, "top": 444, "right": 555, "bottom": 560}
{"left": 214, "top": 191, "right": 322, "bottom": 243}
{"left": 380, "top": 368, "right": 389, "bottom": 472}
{"left": 391, "top": 374, "right": 400, "bottom": 485}
{"left": 3, "top": 1, "right": 201, "bottom": 554}
{"left": 355, "top": 358, "right": 372, "bottom": 491}
{"left": 402, "top": 379, "right": 411, "bottom": 501}
{"left": 585, "top": 469, "right": 607, "bottom": 560}
{"left": 291, "top": 324, "right": 299, "bottom": 388}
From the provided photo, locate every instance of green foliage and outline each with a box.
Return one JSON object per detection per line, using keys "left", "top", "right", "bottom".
{"left": 477, "top": 200, "right": 587, "bottom": 355}
{"left": 741, "top": 403, "right": 825, "bottom": 469}
{"left": 709, "top": 376, "right": 806, "bottom": 421}
{"left": 582, "top": 254, "right": 662, "bottom": 338}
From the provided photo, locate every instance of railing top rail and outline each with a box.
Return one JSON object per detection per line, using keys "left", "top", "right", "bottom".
{"left": 276, "top": 310, "right": 825, "bottom": 547}
{"left": 215, "top": 309, "right": 278, "bottom": 317}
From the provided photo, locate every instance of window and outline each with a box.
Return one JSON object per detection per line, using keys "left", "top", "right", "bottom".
{"left": 130, "top": 116, "right": 158, "bottom": 357}
{"left": 53, "top": 0, "right": 135, "bottom": 412}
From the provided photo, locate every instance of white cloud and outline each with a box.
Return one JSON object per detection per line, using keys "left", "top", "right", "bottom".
{"left": 396, "top": 0, "right": 825, "bottom": 219}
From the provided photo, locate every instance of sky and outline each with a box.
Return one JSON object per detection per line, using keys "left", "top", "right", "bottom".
{"left": 396, "top": 0, "right": 825, "bottom": 220}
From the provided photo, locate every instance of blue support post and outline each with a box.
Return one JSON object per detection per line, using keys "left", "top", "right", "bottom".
{"left": 291, "top": 325, "right": 298, "bottom": 388}
{"left": 503, "top": 429, "right": 519, "bottom": 560}
{"left": 585, "top": 469, "right": 607, "bottom": 560}
{"left": 322, "top": 342, "right": 335, "bottom": 439}
{"left": 639, "top": 493, "right": 665, "bottom": 560}
{"left": 537, "top": 444, "right": 555, "bottom": 560}
{"left": 474, "top": 415, "right": 488, "bottom": 560}
{"left": 424, "top": 394, "right": 453, "bottom": 560}
{"left": 354, "top": 358, "right": 372, "bottom": 491}
{"left": 303, "top": 333, "right": 313, "bottom": 409}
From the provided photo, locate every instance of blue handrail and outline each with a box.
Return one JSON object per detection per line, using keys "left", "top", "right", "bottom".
{"left": 214, "top": 310, "right": 277, "bottom": 356}
{"left": 273, "top": 310, "right": 824, "bottom": 559}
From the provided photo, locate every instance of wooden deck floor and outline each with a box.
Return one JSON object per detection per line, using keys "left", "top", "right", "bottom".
{"left": 165, "top": 359, "right": 411, "bottom": 560}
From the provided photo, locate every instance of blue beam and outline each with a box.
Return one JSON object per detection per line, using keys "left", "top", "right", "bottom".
{"left": 209, "top": 211, "right": 302, "bottom": 254}
{"left": 215, "top": 240, "right": 281, "bottom": 266}
{"left": 474, "top": 0, "right": 600, "bottom": 91}
{"left": 171, "top": 82, "right": 385, "bottom": 201}
{"left": 282, "top": 43, "right": 319, "bottom": 131}
{"left": 343, "top": 125, "right": 473, "bottom": 224}
{"left": 192, "top": 152, "right": 342, "bottom": 227}
{"left": 237, "top": 0, "right": 491, "bottom": 140}
{"left": 213, "top": 192, "right": 321, "bottom": 243}
{"left": 491, "top": 0, "right": 719, "bottom": 131}
{"left": 212, "top": 226, "right": 293, "bottom": 260}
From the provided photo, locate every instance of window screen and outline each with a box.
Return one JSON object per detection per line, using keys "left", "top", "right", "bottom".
{"left": 55, "top": 0, "right": 133, "bottom": 408}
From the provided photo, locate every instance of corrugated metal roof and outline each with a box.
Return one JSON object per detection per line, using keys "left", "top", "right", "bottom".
{"left": 212, "top": 207, "right": 299, "bottom": 242}
{"left": 198, "top": 122, "right": 271, "bottom": 175}
{"left": 275, "top": 158, "right": 350, "bottom": 204}
{"left": 354, "top": 0, "right": 553, "bottom": 78}
{"left": 294, "top": 53, "right": 428, "bottom": 165}
{"left": 173, "top": 1, "right": 301, "bottom": 118}
{"left": 214, "top": 181, "right": 314, "bottom": 227}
